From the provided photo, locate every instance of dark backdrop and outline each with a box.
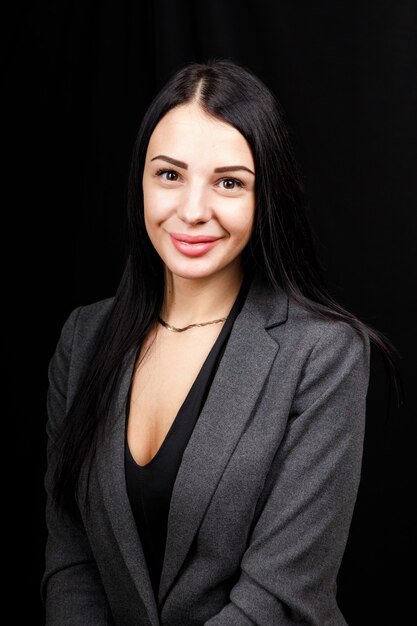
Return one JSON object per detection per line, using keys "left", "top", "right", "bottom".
{"left": 4, "top": 1, "right": 416, "bottom": 624}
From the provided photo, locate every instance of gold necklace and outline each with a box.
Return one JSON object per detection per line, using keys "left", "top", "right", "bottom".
{"left": 157, "top": 316, "right": 227, "bottom": 333}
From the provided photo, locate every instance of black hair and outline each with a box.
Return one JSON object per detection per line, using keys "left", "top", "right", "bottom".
{"left": 52, "top": 58, "right": 400, "bottom": 514}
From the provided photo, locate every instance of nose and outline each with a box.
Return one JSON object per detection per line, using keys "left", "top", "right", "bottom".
{"left": 176, "top": 181, "right": 212, "bottom": 224}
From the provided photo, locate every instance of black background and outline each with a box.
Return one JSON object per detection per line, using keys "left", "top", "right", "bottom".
{"left": 4, "top": 1, "right": 416, "bottom": 624}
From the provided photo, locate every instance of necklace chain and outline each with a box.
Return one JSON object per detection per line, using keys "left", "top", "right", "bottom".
{"left": 157, "top": 316, "right": 227, "bottom": 333}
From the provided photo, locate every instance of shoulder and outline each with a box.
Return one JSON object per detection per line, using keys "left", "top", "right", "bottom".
{"left": 284, "top": 299, "right": 370, "bottom": 401}
{"left": 286, "top": 298, "right": 368, "bottom": 351}
{"left": 288, "top": 299, "right": 370, "bottom": 377}
{"left": 54, "top": 296, "right": 115, "bottom": 371}
{"left": 48, "top": 297, "right": 115, "bottom": 410}
{"left": 246, "top": 290, "right": 370, "bottom": 421}
{"left": 247, "top": 274, "right": 369, "bottom": 357}
{"left": 72, "top": 296, "right": 115, "bottom": 339}
{"left": 250, "top": 284, "right": 371, "bottom": 391}
{"left": 58, "top": 295, "right": 114, "bottom": 337}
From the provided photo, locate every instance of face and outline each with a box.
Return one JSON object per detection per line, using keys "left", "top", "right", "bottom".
{"left": 142, "top": 102, "right": 256, "bottom": 283}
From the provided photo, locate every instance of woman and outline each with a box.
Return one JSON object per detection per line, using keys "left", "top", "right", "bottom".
{"left": 42, "top": 59, "right": 389, "bottom": 625}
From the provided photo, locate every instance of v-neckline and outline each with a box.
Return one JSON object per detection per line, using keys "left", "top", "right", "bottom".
{"left": 125, "top": 275, "right": 252, "bottom": 469}
{"left": 126, "top": 318, "right": 230, "bottom": 469}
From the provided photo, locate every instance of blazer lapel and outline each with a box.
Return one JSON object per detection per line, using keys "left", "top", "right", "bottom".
{"left": 95, "top": 351, "right": 160, "bottom": 626}
{"left": 158, "top": 277, "right": 288, "bottom": 605}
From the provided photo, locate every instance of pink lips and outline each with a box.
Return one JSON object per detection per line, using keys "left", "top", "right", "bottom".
{"left": 169, "top": 233, "right": 221, "bottom": 257}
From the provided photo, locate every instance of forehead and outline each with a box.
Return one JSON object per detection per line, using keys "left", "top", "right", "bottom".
{"left": 146, "top": 102, "right": 254, "bottom": 166}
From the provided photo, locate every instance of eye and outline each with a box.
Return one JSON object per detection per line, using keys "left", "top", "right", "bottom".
{"left": 218, "top": 177, "right": 244, "bottom": 191}
{"left": 155, "top": 168, "right": 181, "bottom": 182}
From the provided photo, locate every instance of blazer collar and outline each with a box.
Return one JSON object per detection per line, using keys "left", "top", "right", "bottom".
{"left": 244, "top": 272, "right": 289, "bottom": 329}
{"left": 95, "top": 274, "right": 288, "bottom": 618}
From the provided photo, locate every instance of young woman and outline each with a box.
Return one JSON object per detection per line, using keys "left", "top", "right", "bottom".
{"left": 42, "top": 59, "right": 388, "bottom": 625}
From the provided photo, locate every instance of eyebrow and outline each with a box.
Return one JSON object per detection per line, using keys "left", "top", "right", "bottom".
{"left": 150, "top": 154, "right": 255, "bottom": 176}
{"left": 214, "top": 165, "right": 255, "bottom": 175}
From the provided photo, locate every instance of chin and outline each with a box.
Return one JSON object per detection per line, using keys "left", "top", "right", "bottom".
{"left": 159, "top": 244, "right": 244, "bottom": 282}
{"left": 166, "top": 265, "right": 220, "bottom": 281}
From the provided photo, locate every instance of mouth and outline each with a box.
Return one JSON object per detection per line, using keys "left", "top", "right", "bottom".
{"left": 169, "top": 233, "right": 222, "bottom": 257}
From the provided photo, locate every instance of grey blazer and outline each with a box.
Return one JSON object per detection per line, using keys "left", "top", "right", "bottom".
{"left": 42, "top": 275, "right": 370, "bottom": 625}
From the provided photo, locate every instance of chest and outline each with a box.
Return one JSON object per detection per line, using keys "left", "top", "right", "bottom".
{"left": 126, "top": 325, "right": 222, "bottom": 466}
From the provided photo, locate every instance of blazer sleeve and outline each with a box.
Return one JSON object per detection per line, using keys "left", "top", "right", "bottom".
{"left": 205, "top": 322, "right": 370, "bottom": 625}
{"left": 41, "top": 307, "right": 115, "bottom": 626}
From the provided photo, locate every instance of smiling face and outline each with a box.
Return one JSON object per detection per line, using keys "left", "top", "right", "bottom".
{"left": 142, "top": 101, "right": 256, "bottom": 284}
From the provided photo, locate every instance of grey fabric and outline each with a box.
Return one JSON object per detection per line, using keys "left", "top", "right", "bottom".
{"left": 42, "top": 274, "right": 370, "bottom": 625}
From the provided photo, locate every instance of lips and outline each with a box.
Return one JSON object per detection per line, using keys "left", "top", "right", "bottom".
{"left": 169, "top": 233, "right": 222, "bottom": 257}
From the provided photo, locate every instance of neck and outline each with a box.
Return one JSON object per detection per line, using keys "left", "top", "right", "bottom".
{"left": 161, "top": 263, "right": 244, "bottom": 326}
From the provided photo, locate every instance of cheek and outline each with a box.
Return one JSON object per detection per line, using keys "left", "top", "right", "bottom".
{"left": 143, "top": 188, "right": 174, "bottom": 227}
{"left": 221, "top": 200, "right": 255, "bottom": 243}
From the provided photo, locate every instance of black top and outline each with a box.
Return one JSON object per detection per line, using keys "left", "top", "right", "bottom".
{"left": 125, "top": 277, "right": 251, "bottom": 600}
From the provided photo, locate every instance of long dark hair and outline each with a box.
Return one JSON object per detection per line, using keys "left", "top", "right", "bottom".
{"left": 52, "top": 58, "right": 399, "bottom": 514}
